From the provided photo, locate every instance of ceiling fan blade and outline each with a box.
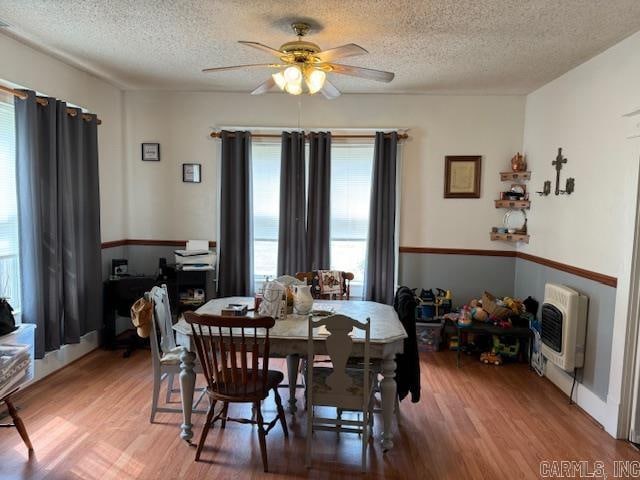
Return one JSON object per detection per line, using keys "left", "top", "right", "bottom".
{"left": 329, "top": 63, "right": 395, "bottom": 83}
{"left": 251, "top": 76, "right": 277, "bottom": 95}
{"left": 320, "top": 79, "right": 341, "bottom": 100}
{"left": 202, "top": 63, "right": 281, "bottom": 73}
{"left": 315, "top": 43, "right": 368, "bottom": 62}
{"left": 238, "top": 41, "right": 284, "bottom": 58}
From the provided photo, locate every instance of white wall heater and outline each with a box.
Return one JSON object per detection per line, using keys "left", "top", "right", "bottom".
{"left": 540, "top": 283, "right": 589, "bottom": 371}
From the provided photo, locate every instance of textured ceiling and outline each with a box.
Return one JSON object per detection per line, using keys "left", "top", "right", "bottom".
{"left": 1, "top": 0, "right": 640, "bottom": 94}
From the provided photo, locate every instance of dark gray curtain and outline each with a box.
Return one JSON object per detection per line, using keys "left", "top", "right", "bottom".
{"left": 218, "top": 130, "right": 253, "bottom": 296}
{"left": 364, "top": 132, "right": 398, "bottom": 305}
{"left": 306, "top": 132, "right": 331, "bottom": 271}
{"left": 277, "top": 131, "right": 306, "bottom": 276}
{"left": 15, "top": 90, "right": 102, "bottom": 358}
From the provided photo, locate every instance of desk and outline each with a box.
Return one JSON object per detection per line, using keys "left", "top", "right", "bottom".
{"left": 173, "top": 297, "right": 407, "bottom": 450}
{"left": 102, "top": 276, "right": 158, "bottom": 356}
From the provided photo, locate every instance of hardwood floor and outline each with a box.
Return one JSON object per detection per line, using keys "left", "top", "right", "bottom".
{"left": 0, "top": 347, "right": 637, "bottom": 479}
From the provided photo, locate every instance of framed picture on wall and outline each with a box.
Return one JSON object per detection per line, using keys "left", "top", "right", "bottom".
{"left": 141, "top": 143, "right": 160, "bottom": 161}
{"left": 183, "top": 163, "right": 201, "bottom": 183}
{"left": 444, "top": 155, "right": 482, "bottom": 198}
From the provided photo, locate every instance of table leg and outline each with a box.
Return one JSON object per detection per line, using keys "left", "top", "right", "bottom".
{"left": 457, "top": 328, "right": 461, "bottom": 368}
{"left": 286, "top": 354, "right": 300, "bottom": 413}
{"left": 5, "top": 396, "right": 33, "bottom": 452}
{"left": 380, "top": 356, "right": 397, "bottom": 451}
{"left": 179, "top": 349, "right": 196, "bottom": 443}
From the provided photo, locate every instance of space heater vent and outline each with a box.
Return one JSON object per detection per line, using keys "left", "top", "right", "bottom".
{"left": 541, "top": 304, "right": 563, "bottom": 352}
{"left": 540, "top": 284, "right": 588, "bottom": 371}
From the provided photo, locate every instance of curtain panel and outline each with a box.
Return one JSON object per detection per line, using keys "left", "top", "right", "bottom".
{"left": 15, "top": 90, "right": 102, "bottom": 358}
{"left": 277, "top": 131, "right": 307, "bottom": 276}
{"left": 364, "top": 132, "right": 398, "bottom": 305}
{"left": 218, "top": 130, "right": 253, "bottom": 297}
{"left": 306, "top": 132, "right": 331, "bottom": 271}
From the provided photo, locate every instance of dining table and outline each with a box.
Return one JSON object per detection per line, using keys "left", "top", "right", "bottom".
{"left": 172, "top": 296, "right": 407, "bottom": 450}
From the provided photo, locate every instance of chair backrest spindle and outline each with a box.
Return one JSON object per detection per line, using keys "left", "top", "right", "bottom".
{"left": 184, "top": 312, "right": 276, "bottom": 399}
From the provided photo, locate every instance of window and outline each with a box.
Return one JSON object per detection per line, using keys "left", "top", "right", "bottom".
{"left": 252, "top": 143, "right": 281, "bottom": 283}
{"left": 330, "top": 144, "right": 374, "bottom": 298}
{"left": 0, "top": 100, "right": 20, "bottom": 312}
{"left": 249, "top": 139, "right": 375, "bottom": 298}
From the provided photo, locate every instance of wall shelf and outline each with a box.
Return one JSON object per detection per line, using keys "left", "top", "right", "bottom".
{"left": 490, "top": 232, "right": 530, "bottom": 244}
{"left": 492, "top": 164, "right": 531, "bottom": 243}
{"left": 495, "top": 199, "right": 530, "bottom": 209}
{"left": 500, "top": 171, "right": 531, "bottom": 181}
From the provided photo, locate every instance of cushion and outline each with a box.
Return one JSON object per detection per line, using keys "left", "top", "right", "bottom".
{"left": 209, "top": 369, "right": 284, "bottom": 398}
{"left": 160, "top": 347, "right": 184, "bottom": 365}
{"left": 318, "top": 270, "right": 344, "bottom": 296}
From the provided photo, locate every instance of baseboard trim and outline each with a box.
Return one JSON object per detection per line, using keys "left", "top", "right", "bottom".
{"left": 399, "top": 246, "right": 617, "bottom": 287}
{"left": 543, "top": 362, "right": 611, "bottom": 435}
{"left": 27, "top": 330, "right": 100, "bottom": 386}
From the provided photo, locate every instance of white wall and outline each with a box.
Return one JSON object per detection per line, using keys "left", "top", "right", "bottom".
{"left": 522, "top": 31, "right": 640, "bottom": 435}
{"left": 123, "top": 91, "right": 525, "bottom": 249}
{"left": 0, "top": 33, "right": 125, "bottom": 242}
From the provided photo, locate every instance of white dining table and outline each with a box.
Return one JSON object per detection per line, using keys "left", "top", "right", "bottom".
{"left": 173, "top": 297, "right": 407, "bottom": 450}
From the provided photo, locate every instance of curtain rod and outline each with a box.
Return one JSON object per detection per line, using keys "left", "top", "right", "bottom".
{"left": 0, "top": 84, "right": 102, "bottom": 125}
{"left": 210, "top": 130, "right": 408, "bottom": 140}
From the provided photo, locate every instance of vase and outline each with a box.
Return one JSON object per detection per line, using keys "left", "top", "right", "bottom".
{"left": 511, "top": 152, "right": 526, "bottom": 172}
{"left": 293, "top": 285, "right": 313, "bottom": 315}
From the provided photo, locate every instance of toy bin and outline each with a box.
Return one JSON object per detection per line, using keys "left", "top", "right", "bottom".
{"left": 416, "top": 319, "right": 444, "bottom": 352}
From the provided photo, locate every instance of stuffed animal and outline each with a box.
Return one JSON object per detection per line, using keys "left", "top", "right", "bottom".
{"left": 471, "top": 307, "right": 489, "bottom": 322}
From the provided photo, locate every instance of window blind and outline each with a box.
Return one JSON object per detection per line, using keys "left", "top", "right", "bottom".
{"left": 0, "top": 100, "right": 21, "bottom": 310}
{"left": 330, "top": 144, "right": 374, "bottom": 291}
{"left": 252, "top": 143, "right": 281, "bottom": 280}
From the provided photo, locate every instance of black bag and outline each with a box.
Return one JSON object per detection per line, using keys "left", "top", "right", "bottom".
{"left": 0, "top": 299, "right": 17, "bottom": 336}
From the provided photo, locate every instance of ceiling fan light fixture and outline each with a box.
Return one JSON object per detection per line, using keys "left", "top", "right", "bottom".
{"left": 305, "top": 68, "right": 326, "bottom": 94}
{"left": 272, "top": 71, "right": 286, "bottom": 90}
{"left": 204, "top": 21, "right": 393, "bottom": 100}
{"left": 283, "top": 65, "right": 302, "bottom": 83}
{"left": 284, "top": 81, "right": 302, "bottom": 95}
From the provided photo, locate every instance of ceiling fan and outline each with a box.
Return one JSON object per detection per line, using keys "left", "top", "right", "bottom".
{"left": 202, "top": 22, "right": 395, "bottom": 99}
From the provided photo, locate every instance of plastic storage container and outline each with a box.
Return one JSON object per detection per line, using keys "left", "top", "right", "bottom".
{"left": 416, "top": 319, "right": 444, "bottom": 352}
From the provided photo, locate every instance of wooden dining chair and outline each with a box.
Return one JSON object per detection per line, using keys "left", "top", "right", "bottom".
{"left": 148, "top": 285, "right": 206, "bottom": 423}
{"left": 295, "top": 271, "right": 354, "bottom": 300}
{"left": 184, "top": 312, "right": 288, "bottom": 473}
{"left": 306, "top": 314, "right": 375, "bottom": 472}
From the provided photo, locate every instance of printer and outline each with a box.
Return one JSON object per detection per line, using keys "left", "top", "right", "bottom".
{"left": 174, "top": 240, "right": 216, "bottom": 271}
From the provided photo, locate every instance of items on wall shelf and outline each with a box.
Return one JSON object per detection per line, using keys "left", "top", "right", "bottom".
{"left": 490, "top": 152, "right": 530, "bottom": 244}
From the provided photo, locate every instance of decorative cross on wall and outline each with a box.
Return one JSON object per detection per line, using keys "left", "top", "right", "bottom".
{"left": 552, "top": 147, "right": 567, "bottom": 195}
{"left": 536, "top": 147, "right": 575, "bottom": 196}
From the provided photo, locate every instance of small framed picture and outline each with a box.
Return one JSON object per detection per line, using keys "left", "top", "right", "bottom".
{"left": 183, "top": 163, "right": 201, "bottom": 183}
{"left": 444, "top": 155, "right": 482, "bottom": 198}
{"left": 141, "top": 143, "right": 160, "bottom": 161}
